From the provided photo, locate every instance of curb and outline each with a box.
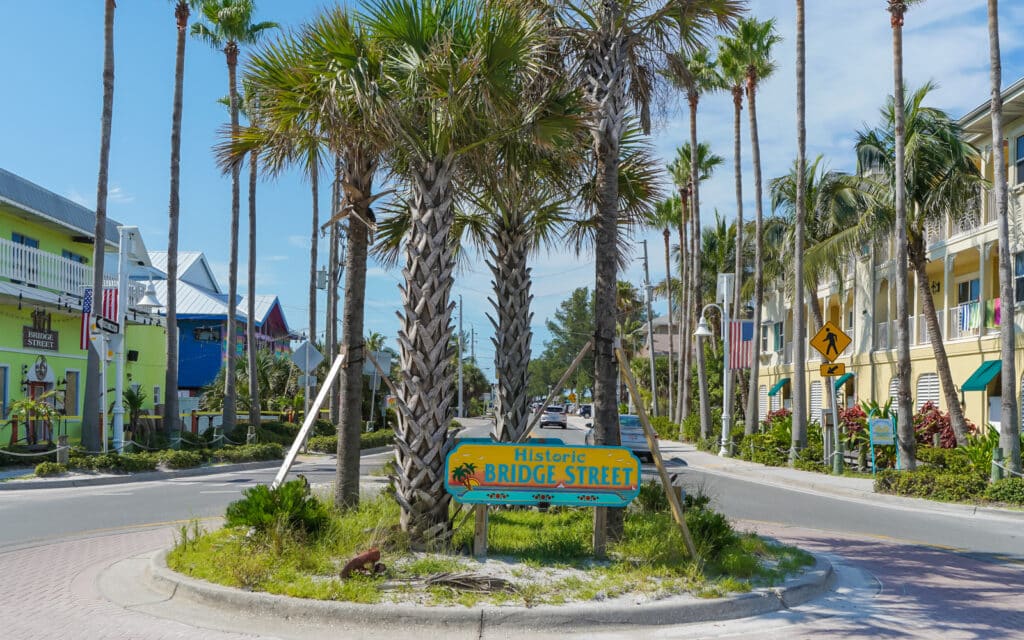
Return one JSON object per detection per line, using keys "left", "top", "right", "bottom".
{"left": 148, "top": 549, "right": 835, "bottom": 629}
{"left": 0, "top": 459, "right": 287, "bottom": 491}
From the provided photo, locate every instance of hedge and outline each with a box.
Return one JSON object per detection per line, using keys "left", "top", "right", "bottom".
{"left": 307, "top": 429, "right": 395, "bottom": 454}
{"left": 875, "top": 468, "right": 987, "bottom": 502}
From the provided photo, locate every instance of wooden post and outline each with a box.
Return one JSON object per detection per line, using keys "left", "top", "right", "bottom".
{"left": 615, "top": 347, "right": 699, "bottom": 560}
{"left": 473, "top": 505, "right": 488, "bottom": 558}
{"left": 592, "top": 507, "right": 607, "bottom": 558}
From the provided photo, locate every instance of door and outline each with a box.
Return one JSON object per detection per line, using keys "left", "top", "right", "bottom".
{"left": 27, "top": 382, "right": 52, "bottom": 444}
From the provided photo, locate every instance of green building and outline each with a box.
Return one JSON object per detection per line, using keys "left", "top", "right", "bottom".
{"left": 0, "top": 168, "right": 166, "bottom": 447}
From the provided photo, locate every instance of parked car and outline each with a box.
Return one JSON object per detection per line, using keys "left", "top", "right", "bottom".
{"left": 619, "top": 414, "right": 653, "bottom": 462}
{"left": 579, "top": 404, "right": 592, "bottom": 418}
{"left": 540, "top": 405, "right": 568, "bottom": 428}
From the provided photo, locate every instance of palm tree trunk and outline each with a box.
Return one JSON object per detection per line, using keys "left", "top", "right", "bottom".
{"left": 246, "top": 150, "right": 260, "bottom": 429}
{"left": 336, "top": 150, "right": 375, "bottom": 510}
{"left": 83, "top": 0, "right": 116, "bottom": 451}
{"left": 730, "top": 85, "right": 747, "bottom": 423}
{"left": 308, "top": 159, "right": 319, "bottom": 352}
{"left": 677, "top": 193, "right": 689, "bottom": 424}
{"left": 890, "top": 3, "right": 916, "bottom": 469}
{"left": 806, "top": 281, "right": 830, "bottom": 425}
{"left": 661, "top": 229, "right": 674, "bottom": 421}
{"left": 164, "top": 1, "right": 188, "bottom": 436}
{"left": 989, "top": 0, "right": 1021, "bottom": 472}
{"left": 394, "top": 158, "right": 458, "bottom": 546}
{"left": 745, "top": 73, "right": 766, "bottom": 437}
{"left": 689, "top": 99, "right": 711, "bottom": 440}
{"left": 327, "top": 156, "right": 341, "bottom": 424}
{"left": 491, "top": 222, "right": 533, "bottom": 442}
{"left": 222, "top": 44, "right": 241, "bottom": 434}
{"left": 791, "top": 0, "right": 808, "bottom": 462}
{"left": 908, "top": 241, "right": 970, "bottom": 446}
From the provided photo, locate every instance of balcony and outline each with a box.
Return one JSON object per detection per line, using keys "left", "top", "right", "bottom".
{"left": 949, "top": 302, "right": 982, "bottom": 340}
{"left": 874, "top": 321, "right": 891, "bottom": 351}
{"left": 0, "top": 237, "right": 143, "bottom": 306}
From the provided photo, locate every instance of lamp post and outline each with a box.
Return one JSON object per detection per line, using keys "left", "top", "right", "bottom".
{"left": 695, "top": 296, "right": 732, "bottom": 457}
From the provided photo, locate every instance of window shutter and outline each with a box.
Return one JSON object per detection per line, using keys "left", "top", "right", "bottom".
{"left": 810, "top": 381, "right": 822, "bottom": 422}
{"left": 759, "top": 385, "right": 768, "bottom": 420}
{"left": 916, "top": 373, "right": 940, "bottom": 410}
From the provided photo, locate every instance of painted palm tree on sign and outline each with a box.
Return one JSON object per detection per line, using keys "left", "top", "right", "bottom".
{"left": 857, "top": 83, "right": 983, "bottom": 450}
{"left": 667, "top": 142, "right": 723, "bottom": 425}
{"left": 356, "top": 0, "right": 549, "bottom": 546}
{"left": 664, "top": 46, "right": 725, "bottom": 440}
{"left": 719, "top": 16, "right": 781, "bottom": 436}
{"left": 987, "top": 0, "right": 1021, "bottom": 473}
{"left": 191, "top": 0, "right": 277, "bottom": 434}
{"left": 885, "top": 0, "right": 925, "bottom": 468}
{"left": 83, "top": 0, "right": 117, "bottom": 452}
{"left": 164, "top": 0, "right": 201, "bottom": 435}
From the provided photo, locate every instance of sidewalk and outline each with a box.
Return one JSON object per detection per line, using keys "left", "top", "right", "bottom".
{"left": 660, "top": 439, "right": 1024, "bottom": 522}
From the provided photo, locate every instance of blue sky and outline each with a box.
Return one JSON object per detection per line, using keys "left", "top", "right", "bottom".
{"left": 1, "top": 1, "right": 1021, "bottom": 383}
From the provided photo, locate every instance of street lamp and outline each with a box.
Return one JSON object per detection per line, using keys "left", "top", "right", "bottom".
{"left": 694, "top": 273, "right": 735, "bottom": 458}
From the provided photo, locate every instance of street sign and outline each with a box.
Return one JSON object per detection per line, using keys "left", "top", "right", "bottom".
{"left": 810, "top": 321, "right": 851, "bottom": 363}
{"left": 362, "top": 350, "right": 393, "bottom": 377}
{"left": 869, "top": 418, "right": 895, "bottom": 445}
{"left": 95, "top": 316, "right": 120, "bottom": 334}
{"left": 444, "top": 441, "right": 641, "bottom": 507}
{"left": 291, "top": 340, "right": 324, "bottom": 374}
{"left": 820, "top": 362, "right": 846, "bottom": 377}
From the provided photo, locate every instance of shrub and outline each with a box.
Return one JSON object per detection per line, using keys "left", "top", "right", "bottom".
{"left": 912, "top": 402, "right": 975, "bottom": 449}
{"left": 160, "top": 450, "right": 204, "bottom": 469}
{"left": 361, "top": 429, "right": 395, "bottom": 450}
{"left": 984, "top": 478, "right": 1024, "bottom": 505}
{"left": 114, "top": 452, "right": 159, "bottom": 473}
{"left": 307, "top": 435, "right": 337, "bottom": 454}
{"left": 636, "top": 480, "right": 669, "bottom": 513}
{"left": 875, "top": 468, "right": 987, "bottom": 502}
{"left": 648, "top": 416, "right": 678, "bottom": 441}
{"left": 313, "top": 419, "right": 336, "bottom": 438}
{"left": 961, "top": 429, "right": 1000, "bottom": 475}
{"left": 680, "top": 414, "right": 700, "bottom": 443}
{"left": 915, "top": 446, "right": 975, "bottom": 475}
{"left": 686, "top": 507, "right": 738, "bottom": 561}
{"left": 225, "top": 479, "right": 331, "bottom": 536}
{"left": 217, "top": 443, "right": 284, "bottom": 463}
{"left": 35, "top": 461, "right": 67, "bottom": 477}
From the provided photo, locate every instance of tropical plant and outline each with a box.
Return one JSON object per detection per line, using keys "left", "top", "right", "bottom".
{"left": 856, "top": 83, "right": 982, "bottom": 450}
{"left": 191, "top": 0, "right": 277, "bottom": 434}
{"left": 83, "top": 0, "right": 117, "bottom": 452}
{"left": 647, "top": 195, "right": 680, "bottom": 420}
{"left": 354, "top": 0, "right": 550, "bottom": 546}
{"left": 988, "top": 0, "right": 1021, "bottom": 473}
{"left": 719, "top": 17, "right": 781, "bottom": 436}
{"left": 122, "top": 387, "right": 148, "bottom": 444}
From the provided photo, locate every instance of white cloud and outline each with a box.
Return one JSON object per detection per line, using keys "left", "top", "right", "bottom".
{"left": 108, "top": 184, "right": 134, "bottom": 204}
{"left": 66, "top": 188, "right": 89, "bottom": 207}
{"left": 288, "top": 235, "right": 310, "bottom": 249}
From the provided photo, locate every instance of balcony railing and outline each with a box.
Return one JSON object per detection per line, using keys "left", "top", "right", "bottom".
{"left": 949, "top": 302, "right": 981, "bottom": 340}
{"left": 783, "top": 341, "right": 793, "bottom": 364}
{"left": 874, "top": 321, "right": 890, "bottom": 351}
{"left": 0, "top": 237, "right": 143, "bottom": 306}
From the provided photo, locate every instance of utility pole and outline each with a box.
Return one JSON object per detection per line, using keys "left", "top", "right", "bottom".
{"left": 458, "top": 295, "right": 464, "bottom": 419}
{"left": 470, "top": 325, "right": 475, "bottom": 362}
{"left": 643, "top": 240, "right": 659, "bottom": 416}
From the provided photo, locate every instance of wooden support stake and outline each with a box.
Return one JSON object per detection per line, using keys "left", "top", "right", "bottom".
{"left": 592, "top": 506, "right": 607, "bottom": 558}
{"left": 473, "top": 505, "right": 488, "bottom": 558}
{"left": 517, "top": 340, "right": 594, "bottom": 443}
{"left": 615, "top": 347, "right": 699, "bottom": 560}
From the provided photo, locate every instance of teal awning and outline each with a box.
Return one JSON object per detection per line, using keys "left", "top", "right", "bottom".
{"left": 962, "top": 360, "right": 1001, "bottom": 392}
{"left": 768, "top": 378, "right": 790, "bottom": 397}
{"left": 834, "top": 373, "right": 854, "bottom": 390}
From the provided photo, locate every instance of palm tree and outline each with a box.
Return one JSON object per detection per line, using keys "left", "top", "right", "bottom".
{"left": 667, "top": 142, "right": 723, "bottom": 425}
{"left": 857, "top": 84, "right": 983, "bottom": 450}
{"left": 988, "top": 0, "right": 1021, "bottom": 473}
{"left": 720, "top": 17, "right": 782, "bottom": 436}
{"left": 191, "top": 0, "right": 276, "bottom": 434}
{"left": 234, "top": 7, "right": 383, "bottom": 509}
{"left": 164, "top": 1, "right": 199, "bottom": 435}
{"left": 647, "top": 195, "right": 681, "bottom": 420}
{"left": 791, "top": 0, "right": 808, "bottom": 462}
{"left": 665, "top": 46, "right": 724, "bottom": 440}
{"left": 885, "top": 0, "right": 924, "bottom": 468}
{"left": 82, "top": 0, "right": 117, "bottom": 452}
{"left": 355, "top": 0, "right": 549, "bottom": 546}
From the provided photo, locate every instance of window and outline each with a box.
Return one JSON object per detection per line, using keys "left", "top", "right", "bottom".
{"left": 12, "top": 232, "right": 40, "bottom": 248}
{"left": 1016, "top": 136, "right": 1024, "bottom": 185}
{"left": 847, "top": 311, "right": 854, "bottom": 332}
{"left": 760, "top": 324, "right": 768, "bottom": 353}
{"left": 0, "top": 366, "right": 7, "bottom": 418}
{"left": 957, "top": 278, "right": 980, "bottom": 305}
{"left": 153, "top": 386, "right": 161, "bottom": 406}
{"left": 1016, "top": 252, "right": 1024, "bottom": 303}
{"left": 774, "top": 322, "right": 784, "bottom": 351}
{"left": 64, "top": 370, "right": 80, "bottom": 417}
{"left": 61, "top": 250, "right": 86, "bottom": 264}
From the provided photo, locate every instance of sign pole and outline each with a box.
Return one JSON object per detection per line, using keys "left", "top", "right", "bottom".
{"left": 830, "top": 375, "right": 843, "bottom": 475}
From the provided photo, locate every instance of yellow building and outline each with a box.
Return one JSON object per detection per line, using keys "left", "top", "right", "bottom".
{"left": 757, "top": 79, "right": 1024, "bottom": 431}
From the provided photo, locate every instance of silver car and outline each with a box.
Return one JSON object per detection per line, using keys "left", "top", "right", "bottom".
{"left": 619, "top": 414, "right": 653, "bottom": 462}
{"left": 540, "top": 405, "right": 568, "bottom": 428}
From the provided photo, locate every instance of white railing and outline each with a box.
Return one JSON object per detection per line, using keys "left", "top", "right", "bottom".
{"left": 840, "top": 340, "right": 854, "bottom": 357}
{"left": 0, "top": 237, "right": 143, "bottom": 306}
{"left": 806, "top": 337, "right": 820, "bottom": 361}
{"left": 949, "top": 302, "right": 981, "bottom": 340}
{"left": 952, "top": 205, "right": 981, "bottom": 237}
{"left": 783, "top": 341, "right": 793, "bottom": 364}
{"left": 874, "top": 321, "right": 890, "bottom": 351}
{"left": 915, "top": 314, "right": 930, "bottom": 345}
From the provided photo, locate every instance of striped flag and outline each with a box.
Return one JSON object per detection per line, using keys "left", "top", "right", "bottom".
{"left": 728, "top": 320, "right": 755, "bottom": 370}
{"left": 80, "top": 287, "right": 119, "bottom": 350}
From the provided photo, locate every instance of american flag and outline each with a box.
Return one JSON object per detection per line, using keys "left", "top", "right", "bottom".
{"left": 80, "top": 287, "right": 119, "bottom": 350}
{"left": 728, "top": 320, "right": 755, "bottom": 370}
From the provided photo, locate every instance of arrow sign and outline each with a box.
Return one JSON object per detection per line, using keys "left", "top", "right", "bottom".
{"left": 94, "top": 316, "right": 120, "bottom": 334}
{"left": 820, "top": 362, "right": 846, "bottom": 377}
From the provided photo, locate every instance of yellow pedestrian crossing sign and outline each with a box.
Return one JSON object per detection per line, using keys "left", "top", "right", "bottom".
{"left": 568, "top": 393, "right": 577, "bottom": 403}
{"left": 820, "top": 362, "right": 846, "bottom": 377}
{"left": 810, "top": 321, "right": 851, "bottom": 363}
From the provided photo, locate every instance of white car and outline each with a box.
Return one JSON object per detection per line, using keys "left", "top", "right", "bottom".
{"left": 540, "top": 405, "right": 568, "bottom": 428}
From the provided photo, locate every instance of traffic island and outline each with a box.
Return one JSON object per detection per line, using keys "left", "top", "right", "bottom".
{"left": 157, "top": 487, "right": 833, "bottom": 629}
